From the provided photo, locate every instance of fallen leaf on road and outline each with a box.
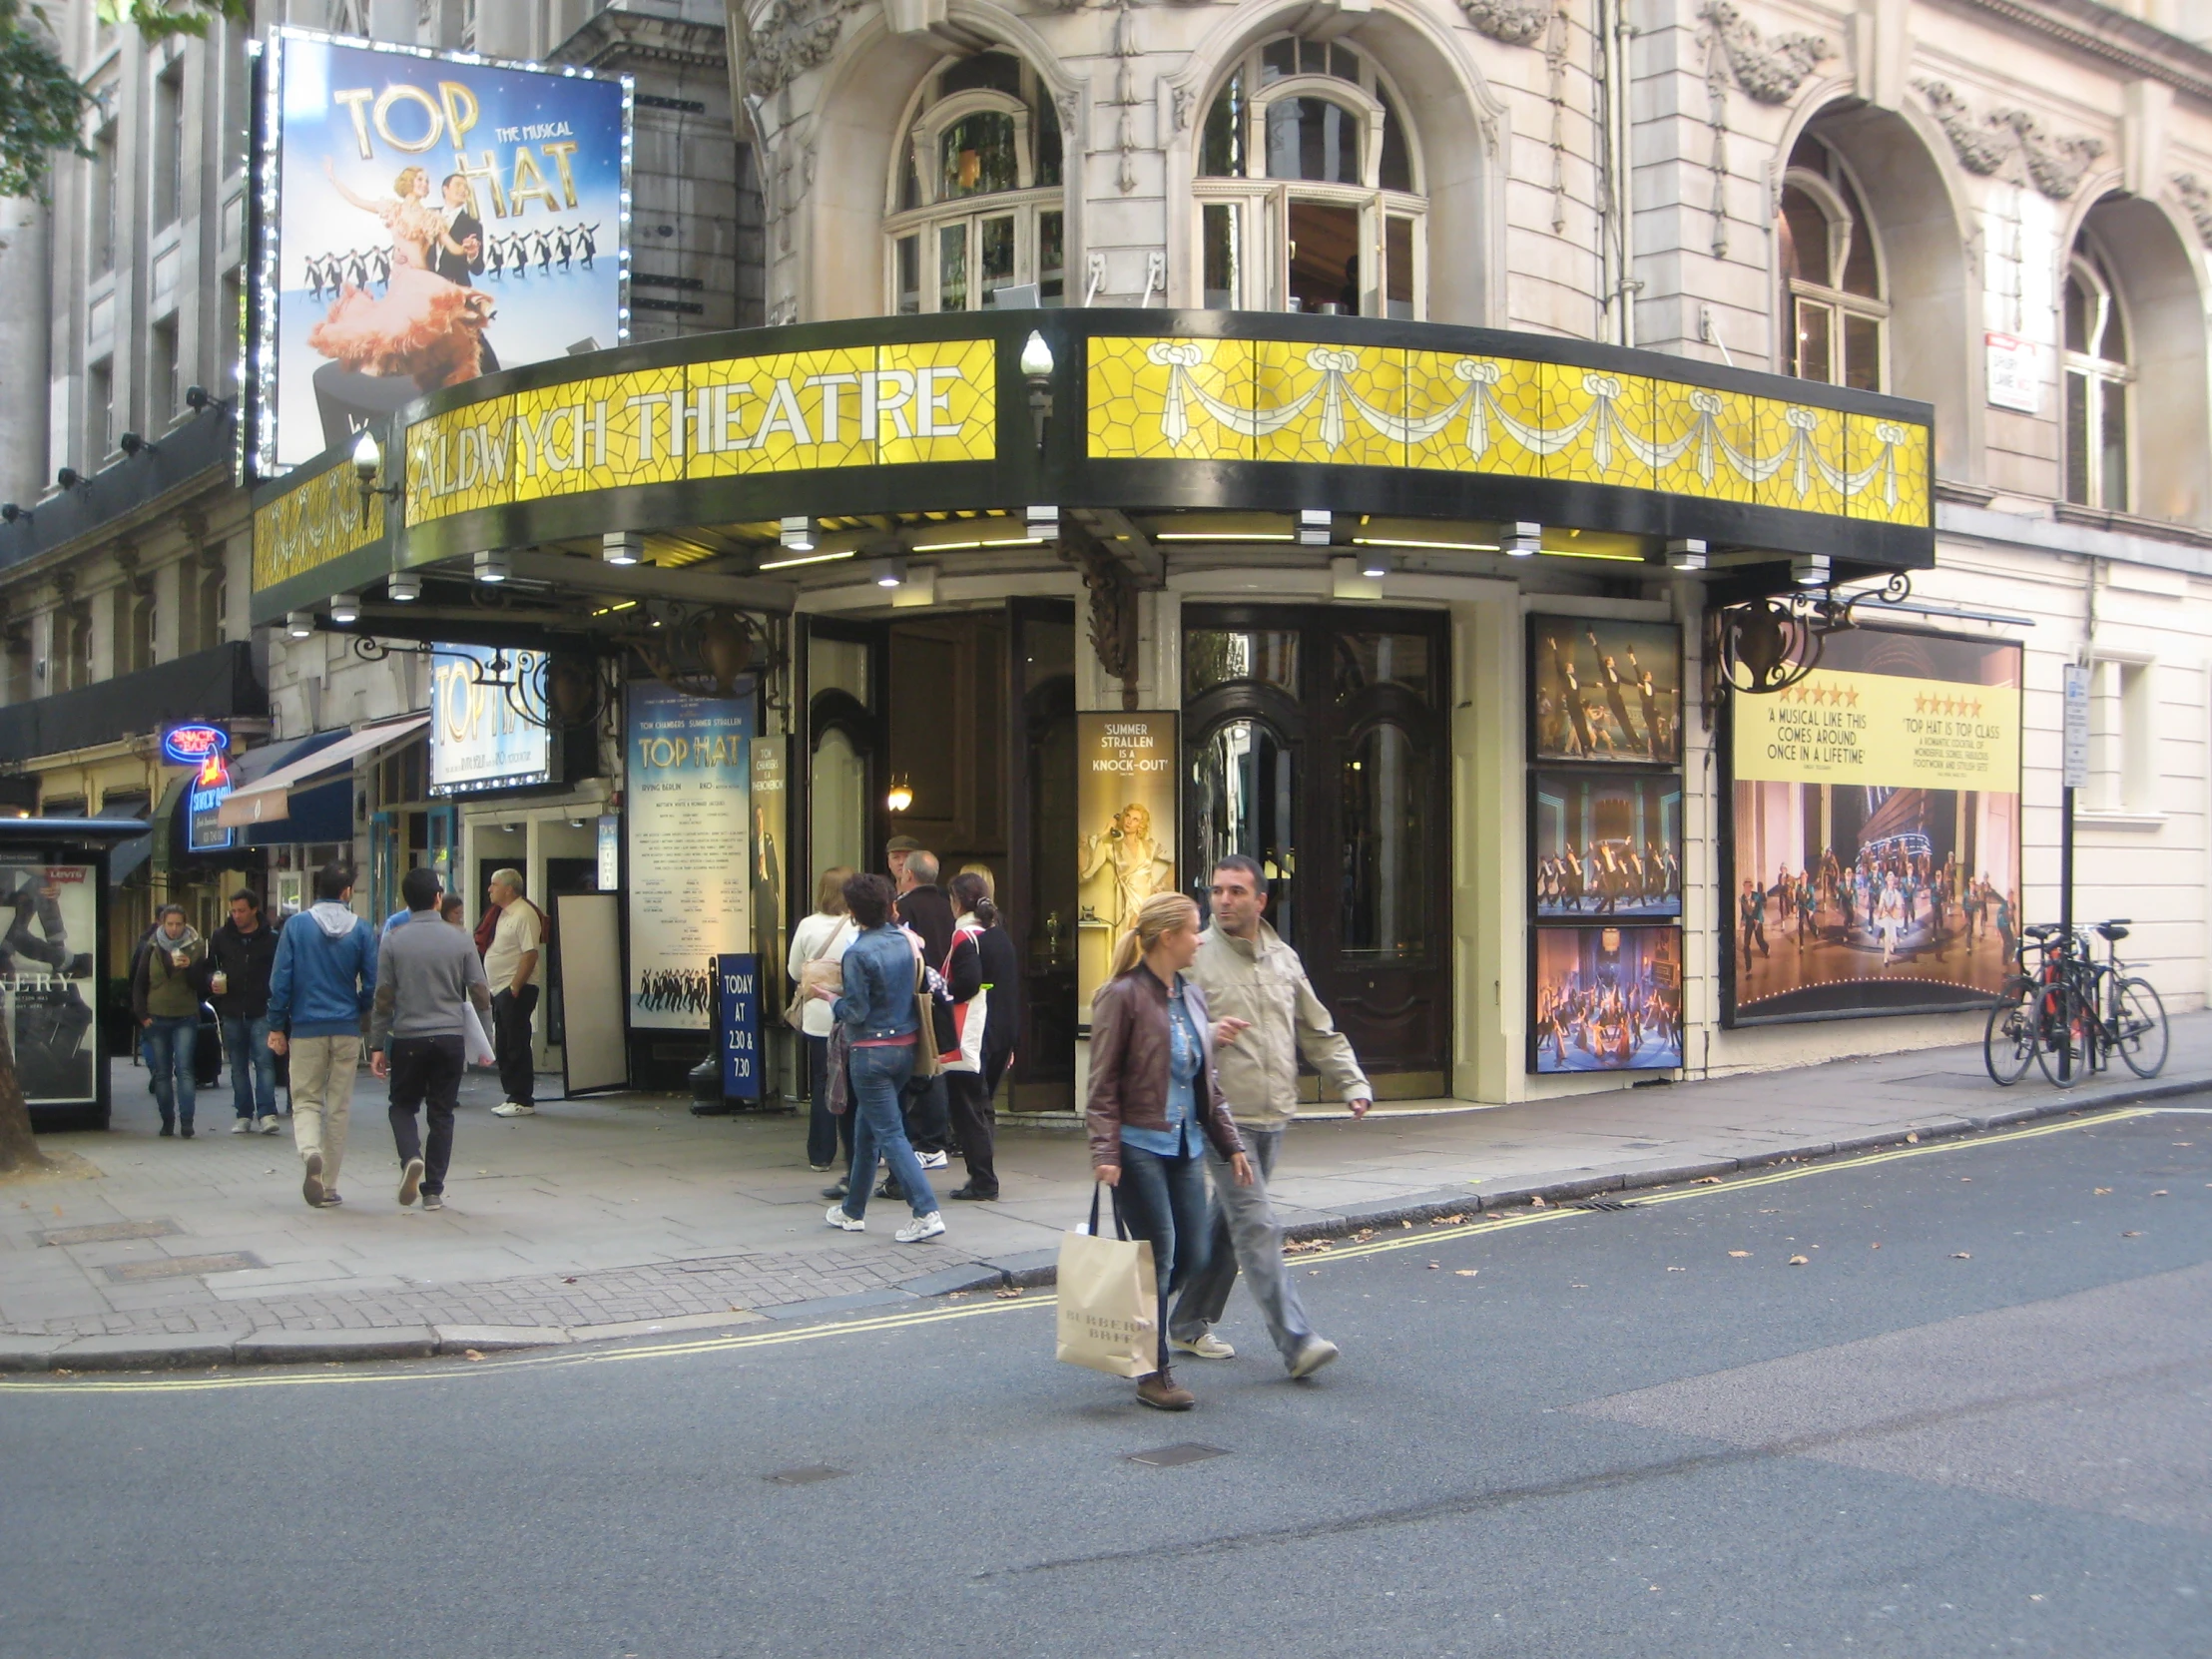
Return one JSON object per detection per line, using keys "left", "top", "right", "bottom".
{"left": 1960, "top": 1178, "right": 1972, "bottom": 1183}
{"left": 564, "top": 1277, "right": 578, "bottom": 1284}
{"left": 1530, "top": 1195, "right": 1547, "bottom": 1208}
{"left": 1951, "top": 1253, "right": 1971, "bottom": 1260}
{"left": 1666, "top": 1266, "right": 1685, "bottom": 1272}
{"left": 2094, "top": 1188, "right": 2112, "bottom": 1195}
{"left": 1570, "top": 1283, "right": 1589, "bottom": 1289}
{"left": 1455, "top": 1269, "right": 1478, "bottom": 1277}
{"left": 1426, "top": 1261, "right": 1440, "bottom": 1270}
{"left": 1429, "top": 1214, "right": 1468, "bottom": 1226}
{"left": 2123, "top": 1231, "right": 2145, "bottom": 1238}
{"left": 2152, "top": 1191, "right": 2170, "bottom": 1197}
{"left": 993, "top": 1285, "right": 1024, "bottom": 1300}
{"left": 1400, "top": 1220, "right": 1413, "bottom": 1229}
{"left": 462, "top": 1349, "right": 483, "bottom": 1362}
{"left": 1871, "top": 1243, "right": 1882, "bottom": 1250}
{"left": 1729, "top": 1251, "right": 1751, "bottom": 1258}
{"left": 1788, "top": 1255, "right": 1810, "bottom": 1266}
{"left": 1907, "top": 1132, "right": 1920, "bottom": 1144}
{"left": 1351, "top": 1229, "right": 1377, "bottom": 1242}
{"left": 1693, "top": 1176, "right": 1723, "bottom": 1185}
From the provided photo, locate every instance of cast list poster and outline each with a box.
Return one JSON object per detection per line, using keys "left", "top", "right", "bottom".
{"left": 625, "top": 682, "right": 753, "bottom": 1030}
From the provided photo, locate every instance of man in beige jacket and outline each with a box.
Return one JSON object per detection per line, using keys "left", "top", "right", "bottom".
{"left": 1170, "top": 853, "right": 1371, "bottom": 1379}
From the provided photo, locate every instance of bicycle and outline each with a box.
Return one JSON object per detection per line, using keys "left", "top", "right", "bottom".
{"left": 1984, "top": 918, "right": 2168, "bottom": 1087}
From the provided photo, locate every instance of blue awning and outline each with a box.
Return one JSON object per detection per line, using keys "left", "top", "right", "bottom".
{"left": 230, "top": 728, "right": 365, "bottom": 848}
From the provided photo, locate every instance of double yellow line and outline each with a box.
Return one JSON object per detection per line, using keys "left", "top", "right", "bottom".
{"left": 2, "top": 1106, "right": 2149, "bottom": 1396}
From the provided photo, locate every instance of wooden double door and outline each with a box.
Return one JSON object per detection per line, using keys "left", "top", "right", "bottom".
{"left": 1182, "top": 605, "right": 1451, "bottom": 1091}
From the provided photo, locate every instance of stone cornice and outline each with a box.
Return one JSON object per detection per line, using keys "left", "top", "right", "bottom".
{"left": 551, "top": 9, "right": 729, "bottom": 76}
{"left": 1952, "top": 0, "right": 2212, "bottom": 107}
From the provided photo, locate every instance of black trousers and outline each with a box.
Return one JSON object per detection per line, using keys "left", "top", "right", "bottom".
{"left": 388, "top": 1034, "right": 464, "bottom": 1196}
{"left": 901, "top": 1072, "right": 949, "bottom": 1153}
{"left": 491, "top": 985, "right": 537, "bottom": 1104}
{"left": 806, "top": 1033, "right": 854, "bottom": 1170}
{"left": 943, "top": 1070, "right": 996, "bottom": 1195}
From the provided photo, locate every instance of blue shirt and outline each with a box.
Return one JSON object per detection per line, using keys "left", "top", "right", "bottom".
{"left": 381, "top": 909, "right": 412, "bottom": 937}
{"left": 1120, "top": 974, "right": 1201, "bottom": 1159}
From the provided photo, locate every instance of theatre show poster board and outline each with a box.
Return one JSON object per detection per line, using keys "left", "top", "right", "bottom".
{"left": 625, "top": 681, "right": 754, "bottom": 1031}
{"left": 1528, "top": 615, "right": 1683, "bottom": 766}
{"left": 1531, "top": 769, "right": 1683, "bottom": 920}
{"left": 1723, "top": 625, "right": 2022, "bottom": 1026}
{"left": 1529, "top": 923, "right": 1684, "bottom": 1074}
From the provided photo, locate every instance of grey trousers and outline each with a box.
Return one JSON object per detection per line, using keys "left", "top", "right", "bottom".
{"left": 1169, "top": 1126, "right": 1315, "bottom": 1366}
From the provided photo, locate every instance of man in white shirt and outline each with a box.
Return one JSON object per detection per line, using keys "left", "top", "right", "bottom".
{"left": 483, "top": 868, "right": 543, "bottom": 1117}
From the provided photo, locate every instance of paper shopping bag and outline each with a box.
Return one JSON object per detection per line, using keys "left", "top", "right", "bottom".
{"left": 461, "top": 1003, "right": 497, "bottom": 1068}
{"left": 1054, "top": 1186, "right": 1158, "bottom": 1379}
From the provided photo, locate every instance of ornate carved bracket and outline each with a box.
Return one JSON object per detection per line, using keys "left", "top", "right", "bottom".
{"left": 1915, "top": 80, "right": 2104, "bottom": 199}
{"left": 1461, "top": 0, "right": 1551, "bottom": 47}
{"left": 1699, "top": 2, "right": 1827, "bottom": 105}
{"left": 738, "top": 0, "right": 857, "bottom": 100}
{"left": 2173, "top": 172, "right": 2212, "bottom": 247}
{"left": 1068, "top": 542, "right": 1140, "bottom": 711}
{"left": 1996, "top": 108, "right": 2104, "bottom": 201}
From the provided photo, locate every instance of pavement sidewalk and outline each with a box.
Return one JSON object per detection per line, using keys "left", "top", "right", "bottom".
{"left": 4, "top": 1013, "right": 2208, "bottom": 1372}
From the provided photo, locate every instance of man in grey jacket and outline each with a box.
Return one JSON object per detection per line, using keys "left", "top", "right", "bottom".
{"left": 369, "top": 867, "right": 494, "bottom": 1211}
{"left": 1170, "top": 853, "right": 1371, "bottom": 1379}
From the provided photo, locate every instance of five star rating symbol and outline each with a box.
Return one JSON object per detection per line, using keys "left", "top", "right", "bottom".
{"left": 1779, "top": 680, "right": 1860, "bottom": 707}
{"left": 1913, "top": 691, "right": 1987, "bottom": 718}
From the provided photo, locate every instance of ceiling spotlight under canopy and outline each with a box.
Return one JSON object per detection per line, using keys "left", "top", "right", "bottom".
{"left": 475, "top": 549, "right": 512, "bottom": 584}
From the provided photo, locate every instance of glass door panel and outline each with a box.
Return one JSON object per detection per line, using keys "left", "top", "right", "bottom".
{"left": 1190, "top": 718, "right": 1297, "bottom": 944}
{"left": 1340, "top": 721, "right": 1427, "bottom": 959}
{"left": 980, "top": 215, "right": 1016, "bottom": 304}
{"left": 938, "top": 223, "right": 969, "bottom": 312}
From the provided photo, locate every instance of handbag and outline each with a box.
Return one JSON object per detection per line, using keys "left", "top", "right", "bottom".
{"left": 1054, "top": 1183, "right": 1159, "bottom": 1379}
{"left": 460, "top": 1002, "right": 496, "bottom": 1067}
{"left": 909, "top": 951, "right": 943, "bottom": 1080}
{"left": 785, "top": 918, "right": 852, "bottom": 1030}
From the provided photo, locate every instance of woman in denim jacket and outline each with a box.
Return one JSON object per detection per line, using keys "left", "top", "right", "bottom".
{"left": 814, "top": 871, "right": 945, "bottom": 1243}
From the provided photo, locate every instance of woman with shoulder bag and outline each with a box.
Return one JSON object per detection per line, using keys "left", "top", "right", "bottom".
{"left": 812, "top": 872, "right": 945, "bottom": 1244}
{"left": 788, "top": 865, "right": 857, "bottom": 1177}
{"left": 1087, "top": 891, "right": 1253, "bottom": 1409}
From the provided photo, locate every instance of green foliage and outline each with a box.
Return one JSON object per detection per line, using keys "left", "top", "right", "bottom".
{"left": 97, "top": 0, "right": 249, "bottom": 45}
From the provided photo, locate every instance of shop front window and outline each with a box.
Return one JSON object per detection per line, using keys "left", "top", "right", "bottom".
{"left": 1194, "top": 35, "right": 1425, "bottom": 316}
{"left": 884, "top": 53, "right": 1066, "bottom": 312}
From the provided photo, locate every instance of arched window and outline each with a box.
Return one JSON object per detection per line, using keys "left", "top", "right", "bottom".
{"left": 1776, "top": 133, "right": 1885, "bottom": 390}
{"left": 2063, "top": 240, "right": 2131, "bottom": 511}
{"left": 883, "top": 52, "right": 1064, "bottom": 313}
{"left": 1194, "top": 35, "right": 1424, "bottom": 316}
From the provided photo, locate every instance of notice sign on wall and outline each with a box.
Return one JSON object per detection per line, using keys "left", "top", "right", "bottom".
{"left": 1075, "top": 712, "right": 1177, "bottom": 1023}
{"left": 625, "top": 681, "right": 752, "bottom": 1030}
{"left": 1725, "top": 626, "right": 2023, "bottom": 1026}
{"left": 717, "top": 952, "right": 762, "bottom": 1100}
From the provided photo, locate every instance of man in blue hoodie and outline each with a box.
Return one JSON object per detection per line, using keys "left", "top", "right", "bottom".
{"left": 268, "top": 863, "right": 377, "bottom": 1210}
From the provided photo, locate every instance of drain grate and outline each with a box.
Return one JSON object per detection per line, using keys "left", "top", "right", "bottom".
{"left": 1565, "top": 1197, "right": 1638, "bottom": 1213}
{"left": 765, "top": 1464, "right": 848, "bottom": 1486}
{"left": 101, "top": 1252, "right": 263, "bottom": 1282}
{"left": 39, "top": 1219, "right": 182, "bottom": 1248}
{"left": 1127, "top": 1443, "right": 1229, "bottom": 1468}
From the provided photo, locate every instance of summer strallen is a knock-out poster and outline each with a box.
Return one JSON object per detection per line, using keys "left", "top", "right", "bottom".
{"left": 1076, "top": 713, "right": 1178, "bottom": 1021}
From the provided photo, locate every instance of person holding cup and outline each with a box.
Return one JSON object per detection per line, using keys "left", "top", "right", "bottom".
{"left": 209, "top": 890, "right": 281, "bottom": 1134}
{"left": 131, "top": 903, "right": 209, "bottom": 1138}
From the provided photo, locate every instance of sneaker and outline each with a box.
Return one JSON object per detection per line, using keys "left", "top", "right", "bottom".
{"left": 422, "top": 1193, "right": 444, "bottom": 1212}
{"left": 258, "top": 1117, "right": 282, "bottom": 1136}
{"left": 825, "top": 1204, "right": 865, "bottom": 1233}
{"left": 916, "top": 1149, "right": 950, "bottom": 1169}
{"left": 1288, "top": 1337, "right": 1341, "bottom": 1380}
{"left": 180, "top": 1125, "right": 196, "bottom": 1139}
{"left": 894, "top": 1212, "right": 946, "bottom": 1244}
{"left": 302, "top": 1151, "right": 325, "bottom": 1208}
{"left": 809, "top": 1163, "right": 833, "bottom": 1173}
{"left": 1172, "top": 1331, "right": 1236, "bottom": 1361}
{"left": 820, "top": 1181, "right": 849, "bottom": 1200}
{"left": 398, "top": 1157, "right": 424, "bottom": 1207}
{"left": 230, "top": 1118, "right": 254, "bottom": 1135}
{"left": 321, "top": 1192, "right": 343, "bottom": 1207}
{"left": 158, "top": 1122, "right": 175, "bottom": 1138}
{"left": 1137, "top": 1368, "right": 1196, "bottom": 1410}
{"left": 491, "top": 1101, "right": 536, "bottom": 1117}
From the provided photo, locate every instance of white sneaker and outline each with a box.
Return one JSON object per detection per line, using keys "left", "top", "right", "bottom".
{"left": 491, "top": 1101, "right": 536, "bottom": 1117}
{"left": 1171, "top": 1331, "right": 1236, "bottom": 1361}
{"left": 258, "top": 1117, "right": 282, "bottom": 1135}
{"left": 230, "top": 1119, "right": 253, "bottom": 1135}
{"left": 825, "top": 1204, "right": 864, "bottom": 1233}
{"left": 397, "top": 1157, "right": 424, "bottom": 1208}
{"left": 894, "top": 1212, "right": 946, "bottom": 1244}
{"left": 916, "top": 1150, "right": 950, "bottom": 1169}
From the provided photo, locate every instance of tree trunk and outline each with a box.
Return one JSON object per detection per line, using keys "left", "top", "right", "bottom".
{"left": 0, "top": 1005, "right": 48, "bottom": 1174}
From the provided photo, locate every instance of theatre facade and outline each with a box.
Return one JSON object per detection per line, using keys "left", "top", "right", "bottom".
{"left": 251, "top": 303, "right": 1934, "bottom": 1107}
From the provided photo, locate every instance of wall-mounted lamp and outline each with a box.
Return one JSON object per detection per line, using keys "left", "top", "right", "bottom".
{"left": 285, "top": 610, "right": 313, "bottom": 640}
{"left": 1298, "top": 509, "right": 1335, "bottom": 548}
{"left": 386, "top": 569, "right": 421, "bottom": 602}
{"left": 1502, "top": 521, "right": 1542, "bottom": 557}
{"left": 55, "top": 467, "right": 84, "bottom": 491}
{"left": 474, "top": 548, "right": 512, "bottom": 584}
{"left": 0, "top": 504, "right": 28, "bottom": 524}
{"left": 869, "top": 555, "right": 907, "bottom": 589}
{"left": 603, "top": 531, "right": 643, "bottom": 567}
{"left": 1667, "top": 538, "right": 1708, "bottom": 573}
{"left": 779, "top": 516, "right": 816, "bottom": 553}
{"left": 329, "top": 592, "right": 360, "bottom": 625}
{"left": 184, "top": 384, "right": 234, "bottom": 416}
{"left": 886, "top": 774, "right": 914, "bottom": 814}
{"left": 1020, "top": 329, "right": 1054, "bottom": 451}
{"left": 352, "top": 429, "right": 402, "bottom": 527}
{"left": 117, "top": 431, "right": 157, "bottom": 457}
{"left": 1791, "top": 553, "right": 1831, "bottom": 587}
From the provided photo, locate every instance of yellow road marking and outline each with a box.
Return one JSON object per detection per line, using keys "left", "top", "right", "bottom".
{"left": 0, "top": 1106, "right": 2153, "bottom": 1396}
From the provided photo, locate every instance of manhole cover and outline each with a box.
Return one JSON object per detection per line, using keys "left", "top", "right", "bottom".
{"left": 765, "top": 1464, "right": 848, "bottom": 1486}
{"left": 1127, "top": 1443, "right": 1229, "bottom": 1468}
{"left": 1565, "top": 1198, "right": 1637, "bottom": 1213}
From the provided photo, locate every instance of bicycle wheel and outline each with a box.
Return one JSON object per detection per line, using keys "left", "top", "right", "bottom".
{"left": 1983, "top": 977, "right": 2039, "bottom": 1086}
{"left": 2112, "top": 976, "right": 2169, "bottom": 1079}
{"left": 2033, "top": 979, "right": 2090, "bottom": 1089}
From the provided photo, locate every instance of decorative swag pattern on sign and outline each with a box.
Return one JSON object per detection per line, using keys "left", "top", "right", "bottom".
{"left": 1086, "top": 337, "right": 1931, "bottom": 527}
{"left": 402, "top": 337, "right": 997, "bottom": 525}
{"left": 253, "top": 461, "right": 387, "bottom": 591}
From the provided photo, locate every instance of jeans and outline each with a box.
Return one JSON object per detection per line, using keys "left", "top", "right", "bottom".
{"left": 1170, "top": 1126, "right": 1316, "bottom": 1366}
{"left": 1114, "top": 1142, "right": 1215, "bottom": 1373}
{"left": 287, "top": 1034, "right": 360, "bottom": 1193}
{"left": 944, "top": 1070, "right": 996, "bottom": 1195}
{"left": 492, "top": 984, "right": 537, "bottom": 1104}
{"left": 805, "top": 1033, "right": 851, "bottom": 1170}
{"left": 142, "top": 1015, "right": 198, "bottom": 1129}
{"left": 221, "top": 1014, "right": 278, "bottom": 1120}
{"left": 387, "top": 1035, "right": 464, "bottom": 1197}
{"left": 842, "top": 1042, "right": 935, "bottom": 1221}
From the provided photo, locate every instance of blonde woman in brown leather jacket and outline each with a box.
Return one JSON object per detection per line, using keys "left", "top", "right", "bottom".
{"left": 1087, "top": 891, "right": 1253, "bottom": 1410}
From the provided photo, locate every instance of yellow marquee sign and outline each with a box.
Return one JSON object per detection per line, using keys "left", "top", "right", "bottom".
{"left": 1087, "top": 337, "right": 1931, "bottom": 528}
{"left": 1732, "top": 671, "right": 2020, "bottom": 792}
{"left": 404, "top": 337, "right": 997, "bottom": 526}
{"left": 253, "top": 462, "right": 385, "bottom": 592}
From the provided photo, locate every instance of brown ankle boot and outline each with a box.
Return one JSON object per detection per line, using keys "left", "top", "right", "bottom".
{"left": 1137, "top": 1366, "right": 1195, "bottom": 1410}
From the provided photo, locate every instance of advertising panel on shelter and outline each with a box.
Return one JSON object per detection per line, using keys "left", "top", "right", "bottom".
{"left": 1, "top": 863, "right": 99, "bottom": 1105}
{"left": 255, "top": 28, "right": 629, "bottom": 475}
{"left": 626, "top": 682, "right": 753, "bottom": 1031}
{"left": 1076, "top": 713, "right": 1178, "bottom": 1024}
{"left": 1724, "top": 625, "right": 2023, "bottom": 1025}
{"left": 1530, "top": 924, "right": 1683, "bottom": 1074}
{"left": 1531, "top": 770, "right": 1681, "bottom": 920}
{"left": 1528, "top": 616, "right": 1682, "bottom": 765}
{"left": 428, "top": 644, "right": 551, "bottom": 796}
